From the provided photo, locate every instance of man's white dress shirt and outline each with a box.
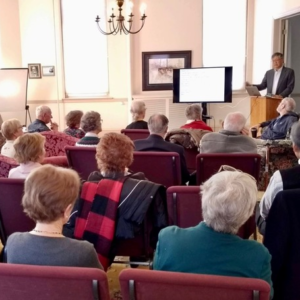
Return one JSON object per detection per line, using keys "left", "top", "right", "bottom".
{"left": 260, "top": 159, "right": 300, "bottom": 219}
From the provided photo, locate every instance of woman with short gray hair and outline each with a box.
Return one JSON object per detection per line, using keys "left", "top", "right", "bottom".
{"left": 76, "top": 111, "right": 102, "bottom": 147}
{"left": 153, "top": 170, "right": 273, "bottom": 297}
{"left": 126, "top": 101, "right": 148, "bottom": 129}
{"left": 180, "top": 104, "right": 212, "bottom": 131}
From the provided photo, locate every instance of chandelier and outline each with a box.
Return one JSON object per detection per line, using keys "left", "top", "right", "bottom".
{"left": 96, "top": 0, "right": 147, "bottom": 35}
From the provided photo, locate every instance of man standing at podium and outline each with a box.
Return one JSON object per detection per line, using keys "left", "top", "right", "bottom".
{"left": 247, "top": 52, "right": 295, "bottom": 98}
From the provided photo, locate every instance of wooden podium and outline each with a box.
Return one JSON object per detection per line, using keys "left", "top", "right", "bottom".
{"left": 250, "top": 96, "right": 281, "bottom": 127}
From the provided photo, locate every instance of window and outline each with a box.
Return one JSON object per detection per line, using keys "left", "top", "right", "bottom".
{"left": 203, "top": 0, "right": 247, "bottom": 90}
{"left": 61, "top": 0, "right": 108, "bottom": 97}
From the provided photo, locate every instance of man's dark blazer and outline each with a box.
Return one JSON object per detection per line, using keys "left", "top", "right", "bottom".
{"left": 255, "top": 66, "right": 295, "bottom": 98}
{"left": 134, "top": 134, "right": 190, "bottom": 184}
{"left": 264, "top": 189, "right": 300, "bottom": 300}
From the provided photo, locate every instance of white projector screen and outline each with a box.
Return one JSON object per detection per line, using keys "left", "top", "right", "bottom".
{"left": 0, "top": 68, "right": 28, "bottom": 112}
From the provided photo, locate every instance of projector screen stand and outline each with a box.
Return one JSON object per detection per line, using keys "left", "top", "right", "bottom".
{"left": 25, "top": 105, "right": 32, "bottom": 127}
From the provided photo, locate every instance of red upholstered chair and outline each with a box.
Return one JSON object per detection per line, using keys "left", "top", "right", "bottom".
{"left": 167, "top": 186, "right": 255, "bottom": 239}
{"left": 196, "top": 153, "right": 261, "bottom": 185}
{"left": 65, "top": 146, "right": 97, "bottom": 180}
{"left": 119, "top": 269, "right": 270, "bottom": 300}
{"left": 0, "top": 155, "right": 18, "bottom": 178}
{"left": 184, "top": 147, "right": 199, "bottom": 172}
{"left": 131, "top": 151, "right": 181, "bottom": 188}
{"left": 0, "top": 264, "right": 110, "bottom": 300}
{"left": 0, "top": 179, "right": 34, "bottom": 244}
{"left": 0, "top": 154, "right": 68, "bottom": 179}
{"left": 121, "top": 129, "right": 150, "bottom": 141}
{"left": 40, "top": 131, "right": 79, "bottom": 157}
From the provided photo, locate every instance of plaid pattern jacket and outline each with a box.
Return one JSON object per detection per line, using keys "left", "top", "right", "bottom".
{"left": 74, "top": 178, "right": 126, "bottom": 270}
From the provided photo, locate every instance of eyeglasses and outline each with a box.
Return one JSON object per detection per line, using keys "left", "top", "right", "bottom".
{"left": 218, "top": 165, "right": 256, "bottom": 183}
{"left": 100, "top": 119, "right": 103, "bottom": 123}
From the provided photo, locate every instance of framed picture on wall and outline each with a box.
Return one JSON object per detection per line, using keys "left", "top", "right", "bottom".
{"left": 142, "top": 50, "right": 192, "bottom": 91}
{"left": 42, "top": 66, "right": 55, "bottom": 76}
{"left": 28, "top": 63, "right": 41, "bottom": 79}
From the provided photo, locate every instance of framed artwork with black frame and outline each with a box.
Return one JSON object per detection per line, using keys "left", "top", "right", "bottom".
{"left": 142, "top": 50, "right": 192, "bottom": 91}
{"left": 28, "top": 64, "right": 41, "bottom": 79}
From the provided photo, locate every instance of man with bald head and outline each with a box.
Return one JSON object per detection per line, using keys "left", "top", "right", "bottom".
{"left": 28, "top": 105, "right": 58, "bottom": 133}
{"left": 134, "top": 114, "right": 191, "bottom": 185}
{"left": 200, "top": 112, "right": 257, "bottom": 153}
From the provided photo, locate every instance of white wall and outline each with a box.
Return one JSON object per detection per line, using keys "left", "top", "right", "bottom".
{"left": 1, "top": 0, "right": 300, "bottom": 131}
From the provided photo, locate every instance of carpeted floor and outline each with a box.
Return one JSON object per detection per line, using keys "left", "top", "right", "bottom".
{"left": 107, "top": 258, "right": 150, "bottom": 300}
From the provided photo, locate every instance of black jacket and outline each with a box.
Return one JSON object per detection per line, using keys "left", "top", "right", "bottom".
{"left": 260, "top": 112, "right": 299, "bottom": 140}
{"left": 264, "top": 189, "right": 300, "bottom": 300}
{"left": 134, "top": 134, "right": 190, "bottom": 184}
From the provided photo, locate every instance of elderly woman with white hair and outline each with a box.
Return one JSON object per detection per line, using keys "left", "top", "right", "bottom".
{"left": 180, "top": 104, "right": 212, "bottom": 131}
{"left": 126, "top": 100, "right": 148, "bottom": 129}
{"left": 153, "top": 170, "right": 273, "bottom": 296}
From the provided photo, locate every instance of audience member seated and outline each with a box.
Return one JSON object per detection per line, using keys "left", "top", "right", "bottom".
{"left": 63, "top": 110, "right": 85, "bottom": 139}
{"left": 64, "top": 133, "right": 167, "bottom": 270}
{"left": 134, "top": 114, "right": 192, "bottom": 185}
{"left": 200, "top": 112, "right": 257, "bottom": 153}
{"left": 76, "top": 111, "right": 101, "bottom": 147}
{"left": 6, "top": 165, "right": 102, "bottom": 269}
{"left": 126, "top": 100, "right": 148, "bottom": 129}
{"left": 28, "top": 105, "right": 59, "bottom": 133}
{"left": 264, "top": 189, "right": 300, "bottom": 300}
{"left": 0, "top": 119, "right": 23, "bottom": 158}
{"left": 153, "top": 170, "right": 273, "bottom": 297}
{"left": 257, "top": 122, "right": 300, "bottom": 235}
{"left": 252, "top": 97, "right": 298, "bottom": 140}
{"left": 8, "top": 133, "right": 45, "bottom": 179}
{"left": 180, "top": 104, "right": 213, "bottom": 131}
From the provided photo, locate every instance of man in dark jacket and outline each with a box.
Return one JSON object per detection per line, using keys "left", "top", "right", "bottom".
{"left": 250, "top": 52, "right": 295, "bottom": 98}
{"left": 134, "top": 114, "right": 191, "bottom": 185}
{"left": 252, "top": 97, "right": 298, "bottom": 140}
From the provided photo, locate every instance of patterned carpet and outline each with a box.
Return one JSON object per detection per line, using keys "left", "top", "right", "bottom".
{"left": 107, "top": 259, "right": 150, "bottom": 300}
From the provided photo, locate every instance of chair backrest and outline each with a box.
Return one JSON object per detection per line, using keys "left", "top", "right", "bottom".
{"left": 0, "top": 178, "right": 34, "bottom": 244}
{"left": 184, "top": 147, "right": 199, "bottom": 172}
{"left": 131, "top": 151, "right": 181, "bottom": 188}
{"left": 41, "top": 131, "right": 78, "bottom": 157}
{"left": 65, "top": 146, "right": 97, "bottom": 180}
{"left": 166, "top": 186, "right": 255, "bottom": 239}
{"left": 0, "top": 264, "right": 110, "bottom": 300}
{"left": 196, "top": 153, "right": 261, "bottom": 185}
{"left": 0, "top": 154, "right": 18, "bottom": 178}
{"left": 121, "top": 129, "right": 150, "bottom": 141}
{"left": 119, "top": 269, "right": 270, "bottom": 300}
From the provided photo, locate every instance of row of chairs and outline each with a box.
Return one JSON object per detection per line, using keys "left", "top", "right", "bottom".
{"left": 65, "top": 146, "right": 261, "bottom": 187}
{"left": 0, "top": 264, "right": 270, "bottom": 300}
{"left": 0, "top": 181, "right": 255, "bottom": 254}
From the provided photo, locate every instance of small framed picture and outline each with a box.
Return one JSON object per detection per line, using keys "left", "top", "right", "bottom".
{"left": 28, "top": 64, "right": 41, "bottom": 79}
{"left": 42, "top": 66, "right": 55, "bottom": 76}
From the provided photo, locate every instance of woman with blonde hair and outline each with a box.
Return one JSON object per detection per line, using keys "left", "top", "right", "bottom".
{"left": 126, "top": 101, "right": 148, "bottom": 129}
{"left": 0, "top": 119, "right": 23, "bottom": 158}
{"left": 6, "top": 165, "right": 102, "bottom": 269}
{"left": 8, "top": 133, "right": 45, "bottom": 179}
